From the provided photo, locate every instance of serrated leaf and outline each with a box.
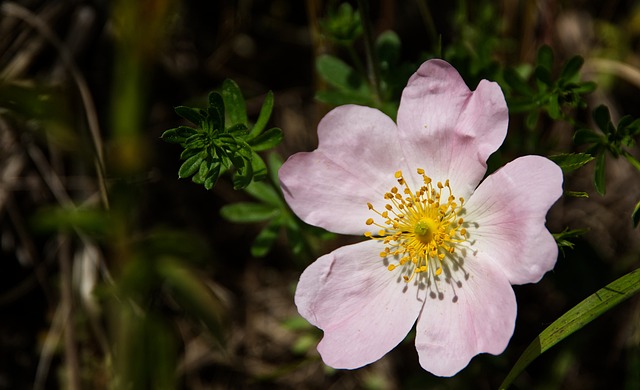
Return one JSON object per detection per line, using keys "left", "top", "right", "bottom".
{"left": 316, "top": 54, "right": 368, "bottom": 93}
{"left": 251, "top": 220, "right": 281, "bottom": 257}
{"left": 248, "top": 127, "right": 283, "bottom": 151}
{"left": 632, "top": 199, "right": 640, "bottom": 228}
{"left": 179, "top": 153, "right": 204, "bottom": 178}
{"left": 559, "top": 55, "right": 584, "bottom": 82}
{"left": 222, "top": 79, "right": 248, "bottom": 127}
{"left": 594, "top": 152, "right": 606, "bottom": 195}
{"left": 175, "top": 106, "right": 204, "bottom": 126}
{"left": 548, "top": 153, "right": 594, "bottom": 173}
{"left": 220, "top": 202, "right": 279, "bottom": 223}
{"left": 593, "top": 105, "right": 612, "bottom": 133}
{"left": 248, "top": 91, "right": 274, "bottom": 139}
{"left": 499, "top": 268, "right": 640, "bottom": 390}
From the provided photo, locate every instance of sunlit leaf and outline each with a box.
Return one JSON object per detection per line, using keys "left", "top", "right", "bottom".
{"left": 500, "top": 268, "right": 640, "bottom": 389}
{"left": 632, "top": 199, "right": 640, "bottom": 228}
{"left": 548, "top": 153, "right": 594, "bottom": 173}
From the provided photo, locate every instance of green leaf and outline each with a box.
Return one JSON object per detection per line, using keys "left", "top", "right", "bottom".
{"left": 547, "top": 94, "right": 561, "bottom": 119}
{"left": 376, "top": 30, "right": 401, "bottom": 70}
{"left": 244, "top": 181, "right": 282, "bottom": 206}
{"left": 553, "top": 227, "right": 588, "bottom": 251}
{"left": 632, "top": 199, "right": 640, "bottom": 228}
{"left": 534, "top": 66, "right": 552, "bottom": 87}
{"left": 175, "top": 106, "right": 205, "bottom": 126}
{"left": 559, "top": 55, "right": 584, "bottom": 82}
{"left": 220, "top": 202, "right": 279, "bottom": 223}
{"left": 160, "top": 126, "right": 198, "bottom": 145}
{"left": 548, "top": 153, "right": 594, "bottom": 173}
{"left": 178, "top": 152, "right": 205, "bottom": 178}
{"left": 573, "top": 81, "right": 596, "bottom": 94}
{"left": 316, "top": 54, "right": 368, "bottom": 93}
{"left": 536, "top": 45, "right": 554, "bottom": 71}
{"left": 267, "top": 152, "right": 283, "bottom": 186}
{"left": 504, "top": 68, "right": 532, "bottom": 95}
{"left": 594, "top": 152, "right": 606, "bottom": 195}
{"left": 525, "top": 110, "right": 539, "bottom": 130}
{"left": 222, "top": 79, "right": 248, "bottom": 127}
{"left": 622, "top": 150, "right": 640, "bottom": 171}
{"left": 250, "top": 151, "right": 268, "bottom": 182}
{"left": 248, "top": 127, "right": 283, "bottom": 151}
{"left": 248, "top": 91, "right": 274, "bottom": 139}
{"left": 207, "top": 92, "right": 225, "bottom": 131}
{"left": 251, "top": 220, "right": 281, "bottom": 257}
{"left": 499, "top": 268, "right": 640, "bottom": 389}
{"left": 573, "top": 129, "right": 602, "bottom": 145}
{"left": 593, "top": 105, "right": 612, "bottom": 133}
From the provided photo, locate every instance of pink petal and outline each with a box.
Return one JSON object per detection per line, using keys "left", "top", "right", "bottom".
{"left": 279, "top": 105, "right": 403, "bottom": 235}
{"left": 415, "top": 255, "right": 517, "bottom": 377}
{"left": 396, "top": 59, "right": 508, "bottom": 198}
{"left": 464, "top": 155, "right": 563, "bottom": 285}
{"left": 295, "top": 240, "right": 425, "bottom": 369}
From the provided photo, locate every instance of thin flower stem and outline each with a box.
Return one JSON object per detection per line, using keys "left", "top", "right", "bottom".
{"left": 356, "top": 0, "right": 382, "bottom": 104}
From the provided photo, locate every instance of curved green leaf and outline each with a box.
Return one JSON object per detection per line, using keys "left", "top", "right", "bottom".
{"left": 222, "top": 79, "right": 248, "bottom": 127}
{"left": 220, "top": 202, "right": 279, "bottom": 223}
{"left": 500, "top": 268, "right": 640, "bottom": 389}
{"left": 249, "top": 90, "right": 274, "bottom": 139}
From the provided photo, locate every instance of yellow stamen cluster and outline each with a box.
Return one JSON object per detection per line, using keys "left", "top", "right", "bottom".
{"left": 365, "top": 169, "right": 467, "bottom": 283}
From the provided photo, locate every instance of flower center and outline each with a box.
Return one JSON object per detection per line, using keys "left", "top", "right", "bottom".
{"left": 365, "top": 169, "right": 467, "bottom": 283}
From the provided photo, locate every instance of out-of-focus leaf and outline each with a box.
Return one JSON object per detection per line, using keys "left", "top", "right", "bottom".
{"left": 244, "top": 180, "right": 282, "bottom": 206}
{"left": 573, "top": 129, "right": 602, "bottom": 145}
{"left": 525, "top": 110, "right": 539, "bottom": 130}
{"left": 222, "top": 79, "right": 248, "bottom": 127}
{"left": 593, "top": 105, "right": 612, "bottom": 133}
{"left": 251, "top": 220, "right": 280, "bottom": 257}
{"left": 549, "top": 153, "right": 594, "bottom": 173}
{"left": 250, "top": 152, "right": 268, "bottom": 182}
{"left": 504, "top": 68, "right": 532, "bottom": 95}
{"left": 548, "top": 94, "right": 561, "bottom": 119}
{"left": 559, "top": 55, "right": 584, "bottom": 82}
{"left": 537, "top": 45, "right": 554, "bottom": 71}
{"left": 632, "top": 199, "right": 640, "bottom": 228}
{"left": 32, "top": 206, "right": 109, "bottom": 235}
{"left": 316, "top": 90, "right": 373, "bottom": 106}
{"left": 534, "top": 66, "right": 552, "bottom": 87}
{"left": 316, "top": 54, "right": 368, "bottom": 93}
{"left": 594, "top": 152, "right": 606, "bottom": 195}
{"left": 622, "top": 151, "right": 640, "bottom": 171}
{"left": 248, "top": 90, "right": 274, "bottom": 139}
{"left": 376, "top": 30, "right": 401, "bottom": 70}
{"left": 157, "top": 258, "right": 226, "bottom": 345}
{"left": 500, "top": 267, "right": 640, "bottom": 389}
{"left": 220, "top": 202, "right": 279, "bottom": 223}
{"left": 248, "top": 127, "right": 283, "bottom": 151}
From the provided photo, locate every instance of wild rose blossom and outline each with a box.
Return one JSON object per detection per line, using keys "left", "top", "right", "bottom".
{"left": 279, "top": 59, "right": 563, "bottom": 376}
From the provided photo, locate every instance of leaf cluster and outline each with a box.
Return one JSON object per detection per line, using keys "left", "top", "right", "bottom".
{"left": 161, "top": 80, "right": 282, "bottom": 190}
{"left": 504, "top": 45, "right": 596, "bottom": 129}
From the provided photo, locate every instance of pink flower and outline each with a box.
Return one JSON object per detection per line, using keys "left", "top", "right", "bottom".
{"left": 279, "top": 59, "right": 563, "bottom": 377}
